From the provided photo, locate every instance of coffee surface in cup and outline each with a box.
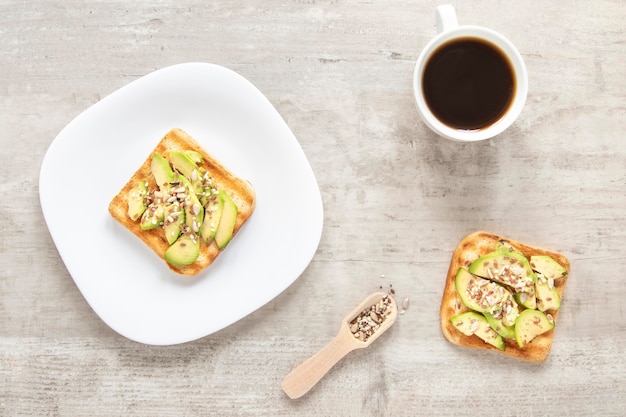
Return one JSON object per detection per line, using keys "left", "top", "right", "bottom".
{"left": 422, "top": 37, "right": 515, "bottom": 130}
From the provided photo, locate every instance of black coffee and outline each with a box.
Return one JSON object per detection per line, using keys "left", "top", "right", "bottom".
{"left": 422, "top": 37, "right": 515, "bottom": 130}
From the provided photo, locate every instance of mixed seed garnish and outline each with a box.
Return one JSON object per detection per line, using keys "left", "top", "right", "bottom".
{"left": 452, "top": 245, "right": 567, "bottom": 350}
{"left": 128, "top": 151, "right": 240, "bottom": 267}
{"left": 349, "top": 294, "right": 394, "bottom": 342}
{"left": 465, "top": 275, "right": 518, "bottom": 326}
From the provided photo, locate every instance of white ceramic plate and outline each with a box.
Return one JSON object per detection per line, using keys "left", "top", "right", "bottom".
{"left": 39, "top": 63, "right": 323, "bottom": 345}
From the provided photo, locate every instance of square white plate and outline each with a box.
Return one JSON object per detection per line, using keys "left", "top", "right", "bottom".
{"left": 39, "top": 63, "right": 323, "bottom": 345}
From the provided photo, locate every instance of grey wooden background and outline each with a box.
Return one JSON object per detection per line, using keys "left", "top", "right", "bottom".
{"left": 1, "top": 1, "right": 625, "bottom": 416}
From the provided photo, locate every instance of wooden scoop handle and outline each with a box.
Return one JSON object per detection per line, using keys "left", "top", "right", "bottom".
{"left": 281, "top": 292, "right": 396, "bottom": 399}
{"left": 281, "top": 330, "right": 358, "bottom": 399}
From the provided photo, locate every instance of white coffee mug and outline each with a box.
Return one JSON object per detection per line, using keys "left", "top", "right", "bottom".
{"left": 413, "top": 4, "right": 528, "bottom": 142}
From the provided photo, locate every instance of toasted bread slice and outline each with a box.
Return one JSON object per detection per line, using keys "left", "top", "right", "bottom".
{"left": 108, "top": 128, "right": 256, "bottom": 276}
{"left": 440, "top": 231, "right": 570, "bottom": 362}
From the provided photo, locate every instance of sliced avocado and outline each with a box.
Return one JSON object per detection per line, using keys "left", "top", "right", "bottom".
{"left": 483, "top": 312, "right": 515, "bottom": 339}
{"left": 514, "top": 289, "right": 537, "bottom": 310}
{"left": 530, "top": 255, "right": 568, "bottom": 280}
{"left": 454, "top": 268, "right": 519, "bottom": 326}
{"left": 200, "top": 192, "right": 224, "bottom": 244}
{"left": 169, "top": 151, "right": 197, "bottom": 178}
{"left": 450, "top": 311, "right": 505, "bottom": 350}
{"left": 171, "top": 175, "right": 204, "bottom": 234}
{"left": 514, "top": 309, "right": 554, "bottom": 348}
{"left": 127, "top": 181, "right": 148, "bottom": 221}
{"left": 171, "top": 151, "right": 216, "bottom": 205}
{"left": 164, "top": 234, "right": 200, "bottom": 266}
{"left": 197, "top": 173, "right": 218, "bottom": 207}
{"left": 495, "top": 240, "right": 524, "bottom": 256}
{"left": 151, "top": 154, "right": 175, "bottom": 189}
{"left": 170, "top": 151, "right": 204, "bottom": 194}
{"left": 469, "top": 250, "right": 537, "bottom": 309}
{"left": 469, "top": 250, "right": 536, "bottom": 289}
{"left": 215, "top": 191, "right": 238, "bottom": 249}
{"left": 140, "top": 203, "right": 164, "bottom": 231}
{"left": 183, "top": 150, "right": 203, "bottom": 164}
{"left": 172, "top": 175, "right": 204, "bottom": 234}
{"left": 535, "top": 273, "right": 561, "bottom": 312}
{"left": 183, "top": 185, "right": 204, "bottom": 235}
{"left": 455, "top": 268, "right": 486, "bottom": 312}
{"left": 176, "top": 172, "right": 194, "bottom": 190}
{"left": 163, "top": 202, "right": 185, "bottom": 245}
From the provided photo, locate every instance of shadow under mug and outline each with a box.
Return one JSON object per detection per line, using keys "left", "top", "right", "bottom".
{"left": 413, "top": 4, "right": 528, "bottom": 142}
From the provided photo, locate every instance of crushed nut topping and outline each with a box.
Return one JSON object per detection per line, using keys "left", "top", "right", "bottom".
{"left": 469, "top": 319, "right": 480, "bottom": 333}
{"left": 466, "top": 276, "right": 518, "bottom": 326}
{"left": 484, "top": 256, "right": 534, "bottom": 292}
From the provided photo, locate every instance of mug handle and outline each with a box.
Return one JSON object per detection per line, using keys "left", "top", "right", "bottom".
{"left": 436, "top": 4, "right": 459, "bottom": 34}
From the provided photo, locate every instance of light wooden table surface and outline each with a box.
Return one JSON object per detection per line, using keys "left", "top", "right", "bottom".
{"left": 2, "top": 1, "right": 625, "bottom": 416}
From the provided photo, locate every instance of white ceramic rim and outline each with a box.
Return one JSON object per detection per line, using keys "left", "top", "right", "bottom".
{"left": 413, "top": 25, "right": 528, "bottom": 142}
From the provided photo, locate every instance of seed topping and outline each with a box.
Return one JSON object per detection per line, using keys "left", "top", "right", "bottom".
{"left": 466, "top": 276, "right": 518, "bottom": 326}
{"left": 349, "top": 294, "right": 393, "bottom": 342}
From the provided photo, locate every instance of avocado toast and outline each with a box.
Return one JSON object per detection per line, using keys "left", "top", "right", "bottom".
{"left": 440, "top": 231, "right": 570, "bottom": 362}
{"left": 108, "top": 128, "right": 256, "bottom": 276}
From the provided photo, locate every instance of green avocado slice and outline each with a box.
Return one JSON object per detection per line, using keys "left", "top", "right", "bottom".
{"left": 215, "top": 191, "right": 238, "bottom": 249}
{"left": 151, "top": 154, "right": 175, "bottom": 189}
{"left": 183, "top": 150, "right": 203, "bottom": 164}
{"left": 127, "top": 181, "right": 148, "bottom": 221}
{"left": 469, "top": 250, "right": 537, "bottom": 310}
{"left": 535, "top": 274, "right": 561, "bottom": 312}
{"left": 164, "top": 234, "right": 200, "bottom": 266}
{"left": 184, "top": 187, "right": 204, "bottom": 235}
{"left": 170, "top": 151, "right": 204, "bottom": 195}
{"left": 163, "top": 202, "right": 185, "bottom": 245}
{"left": 530, "top": 255, "right": 568, "bottom": 280}
{"left": 140, "top": 203, "right": 164, "bottom": 231}
{"left": 455, "top": 268, "right": 519, "bottom": 327}
{"left": 450, "top": 311, "right": 505, "bottom": 350}
{"left": 514, "top": 309, "right": 554, "bottom": 348}
{"left": 200, "top": 192, "right": 224, "bottom": 244}
{"left": 483, "top": 312, "right": 515, "bottom": 339}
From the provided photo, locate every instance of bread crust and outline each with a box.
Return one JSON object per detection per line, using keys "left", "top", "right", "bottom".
{"left": 108, "top": 128, "right": 256, "bottom": 276}
{"left": 440, "top": 231, "right": 570, "bottom": 362}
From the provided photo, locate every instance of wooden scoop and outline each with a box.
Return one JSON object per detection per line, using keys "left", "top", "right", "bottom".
{"left": 281, "top": 292, "right": 398, "bottom": 399}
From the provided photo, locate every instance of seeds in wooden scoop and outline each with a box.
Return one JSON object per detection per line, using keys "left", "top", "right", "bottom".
{"left": 349, "top": 294, "right": 393, "bottom": 342}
